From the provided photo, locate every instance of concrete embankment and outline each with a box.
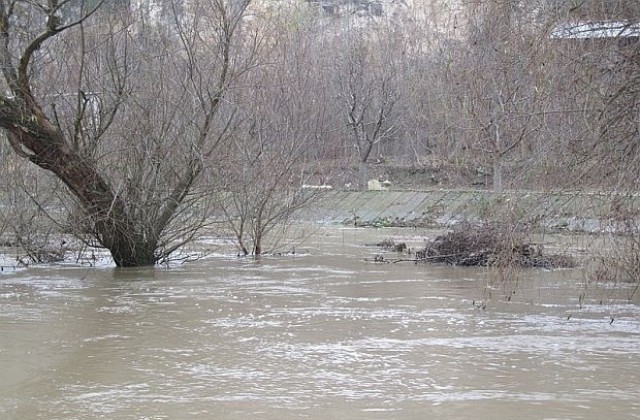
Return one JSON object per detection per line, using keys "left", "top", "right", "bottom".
{"left": 303, "top": 189, "right": 637, "bottom": 232}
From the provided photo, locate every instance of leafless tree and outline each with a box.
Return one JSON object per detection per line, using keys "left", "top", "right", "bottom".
{"left": 535, "top": 0, "right": 640, "bottom": 189}
{"left": 213, "top": 17, "right": 329, "bottom": 256}
{"left": 0, "top": 0, "right": 257, "bottom": 266}
{"left": 333, "top": 28, "right": 398, "bottom": 190}
{"left": 441, "top": 0, "right": 554, "bottom": 190}
{"left": 0, "top": 138, "right": 67, "bottom": 262}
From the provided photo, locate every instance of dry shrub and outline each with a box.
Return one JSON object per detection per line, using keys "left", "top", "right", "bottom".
{"left": 585, "top": 195, "right": 640, "bottom": 301}
{"left": 589, "top": 231, "right": 640, "bottom": 302}
{"left": 419, "top": 222, "right": 576, "bottom": 269}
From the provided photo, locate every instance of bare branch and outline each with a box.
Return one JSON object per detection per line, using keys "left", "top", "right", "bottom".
{"left": 17, "top": 0, "right": 107, "bottom": 99}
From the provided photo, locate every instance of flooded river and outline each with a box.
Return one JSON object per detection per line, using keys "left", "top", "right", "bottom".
{"left": 1, "top": 227, "right": 640, "bottom": 419}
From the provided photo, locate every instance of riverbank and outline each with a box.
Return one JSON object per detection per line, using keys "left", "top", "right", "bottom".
{"left": 302, "top": 189, "right": 639, "bottom": 233}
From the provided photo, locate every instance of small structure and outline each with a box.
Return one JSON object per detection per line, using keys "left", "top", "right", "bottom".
{"left": 302, "top": 184, "right": 333, "bottom": 190}
{"left": 550, "top": 21, "right": 640, "bottom": 46}
{"left": 367, "top": 179, "right": 388, "bottom": 191}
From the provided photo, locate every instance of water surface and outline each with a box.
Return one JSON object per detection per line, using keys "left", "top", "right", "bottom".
{"left": 1, "top": 227, "right": 639, "bottom": 419}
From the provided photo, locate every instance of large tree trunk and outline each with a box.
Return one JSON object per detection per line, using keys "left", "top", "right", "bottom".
{"left": 42, "top": 153, "right": 158, "bottom": 267}
{"left": 358, "top": 160, "right": 368, "bottom": 191}
{"left": 1, "top": 102, "right": 158, "bottom": 267}
{"left": 493, "top": 123, "right": 503, "bottom": 192}
{"left": 108, "top": 239, "right": 158, "bottom": 267}
{"left": 493, "top": 158, "right": 503, "bottom": 192}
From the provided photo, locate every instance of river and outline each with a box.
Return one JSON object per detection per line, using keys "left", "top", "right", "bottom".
{"left": 1, "top": 226, "right": 639, "bottom": 419}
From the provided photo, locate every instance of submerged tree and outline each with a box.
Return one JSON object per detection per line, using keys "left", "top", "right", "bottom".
{"left": 214, "top": 12, "right": 330, "bottom": 256}
{"left": 0, "top": 0, "right": 256, "bottom": 266}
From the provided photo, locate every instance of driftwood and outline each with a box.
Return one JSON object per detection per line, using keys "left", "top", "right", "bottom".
{"left": 370, "top": 223, "right": 576, "bottom": 269}
{"left": 418, "top": 223, "right": 575, "bottom": 268}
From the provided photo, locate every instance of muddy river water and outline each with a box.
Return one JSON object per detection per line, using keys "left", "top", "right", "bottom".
{"left": 1, "top": 226, "right": 640, "bottom": 419}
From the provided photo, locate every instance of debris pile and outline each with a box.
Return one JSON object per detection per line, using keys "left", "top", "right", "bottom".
{"left": 417, "top": 223, "right": 575, "bottom": 269}
{"left": 375, "top": 238, "right": 407, "bottom": 252}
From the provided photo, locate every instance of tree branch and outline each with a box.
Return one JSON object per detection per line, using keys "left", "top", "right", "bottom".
{"left": 17, "top": 0, "right": 106, "bottom": 99}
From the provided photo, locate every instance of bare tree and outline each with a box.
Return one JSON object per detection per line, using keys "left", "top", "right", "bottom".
{"left": 0, "top": 0, "right": 256, "bottom": 266}
{"left": 537, "top": 0, "right": 640, "bottom": 189}
{"left": 0, "top": 138, "right": 68, "bottom": 263}
{"left": 334, "top": 29, "right": 398, "bottom": 190}
{"left": 213, "top": 17, "right": 329, "bottom": 256}
{"left": 427, "top": 0, "right": 554, "bottom": 191}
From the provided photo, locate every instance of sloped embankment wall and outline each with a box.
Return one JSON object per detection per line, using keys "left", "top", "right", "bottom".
{"left": 301, "top": 190, "right": 634, "bottom": 232}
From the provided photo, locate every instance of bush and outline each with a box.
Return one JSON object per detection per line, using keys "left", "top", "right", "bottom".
{"left": 418, "top": 222, "right": 575, "bottom": 269}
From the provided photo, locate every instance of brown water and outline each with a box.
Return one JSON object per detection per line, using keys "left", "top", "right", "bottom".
{"left": 1, "top": 227, "right": 639, "bottom": 419}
